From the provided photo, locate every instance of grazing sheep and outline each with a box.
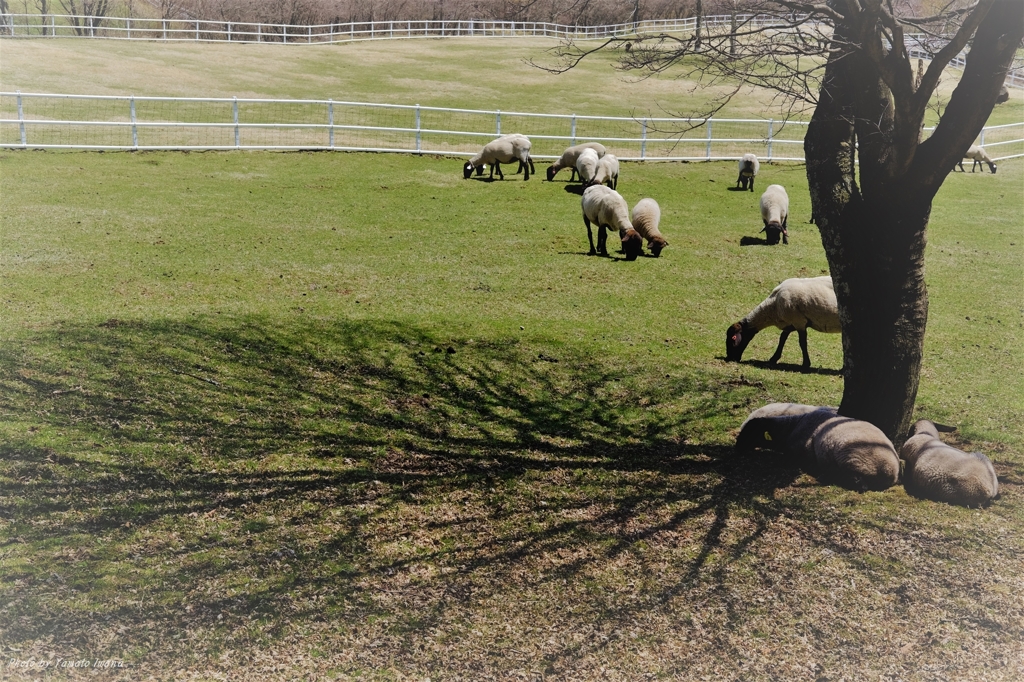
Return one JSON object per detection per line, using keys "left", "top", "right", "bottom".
{"left": 463, "top": 134, "right": 535, "bottom": 181}
{"left": 901, "top": 420, "right": 999, "bottom": 507}
{"left": 759, "top": 184, "right": 790, "bottom": 245}
{"left": 737, "top": 403, "right": 900, "bottom": 492}
{"left": 955, "top": 145, "right": 997, "bottom": 174}
{"left": 725, "top": 276, "right": 840, "bottom": 370}
{"left": 736, "top": 153, "right": 760, "bottom": 192}
{"left": 630, "top": 198, "right": 668, "bottom": 257}
{"left": 593, "top": 153, "right": 620, "bottom": 189}
{"left": 996, "top": 85, "right": 1009, "bottom": 104}
{"left": 581, "top": 185, "right": 643, "bottom": 260}
{"left": 546, "top": 142, "right": 607, "bottom": 182}
{"left": 575, "top": 147, "right": 601, "bottom": 186}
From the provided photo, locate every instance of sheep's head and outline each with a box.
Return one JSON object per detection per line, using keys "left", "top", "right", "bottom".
{"left": 726, "top": 321, "right": 755, "bottom": 362}
{"left": 988, "top": 162, "right": 998, "bottom": 174}
{"left": 648, "top": 235, "right": 668, "bottom": 257}
{"left": 463, "top": 161, "right": 476, "bottom": 179}
{"left": 762, "top": 223, "right": 784, "bottom": 245}
{"left": 546, "top": 165, "right": 558, "bottom": 182}
{"left": 735, "top": 417, "right": 781, "bottom": 453}
{"left": 621, "top": 230, "right": 643, "bottom": 261}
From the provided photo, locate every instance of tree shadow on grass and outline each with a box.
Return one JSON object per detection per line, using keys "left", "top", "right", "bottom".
{"left": 0, "top": 317, "right": 1004, "bottom": 674}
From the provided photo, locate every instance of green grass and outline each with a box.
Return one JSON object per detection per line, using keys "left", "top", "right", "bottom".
{"left": 1, "top": 148, "right": 1022, "bottom": 680}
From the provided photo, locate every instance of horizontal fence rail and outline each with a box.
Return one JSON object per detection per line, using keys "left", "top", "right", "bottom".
{"left": 2, "top": 93, "right": 1022, "bottom": 163}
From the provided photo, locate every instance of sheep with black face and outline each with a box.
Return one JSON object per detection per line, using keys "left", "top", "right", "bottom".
{"left": 463, "top": 134, "right": 535, "bottom": 180}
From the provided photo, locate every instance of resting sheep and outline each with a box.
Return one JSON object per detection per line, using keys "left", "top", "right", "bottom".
{"left": 630, "top": 198, "right": 668, "bottom": 257}
{"left": 575, "top": 147, "right": 601, "bottom": 187}
{"left": 463, "top": 134, "right": 535, "bottom": 181}
{"left": 736, "top": 153, "right": 759, "bottom": 192}
{"left": 736, "top": 403, "right": 900, "bottom": 491}
{"left": 593, "top": 153, "right": 620, "bottom": 190}
{"left": 726, "top": 276, "right": 840, "bottom": 370}
{"left": 759, "top": 184, "right": 790, "bottom": 244}
{"left": 955, "top": 145, "right": 997, "bottom": 174}
{"left": 581, "top": 185, "right": 643, "bottom": 260}
{"left": 546, "top": 142, "right": 607, "bottom": 182}
{"left": 901, "top": 420, "right": 999, "bottom": 507}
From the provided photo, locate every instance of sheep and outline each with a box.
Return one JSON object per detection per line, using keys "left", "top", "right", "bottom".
{"left": 996, "top": 84, "right": 1009, "bottom": 104}
{"left": 736, "top": 403, "right": 900, "bottom": 491}
{"left": 759, "top": 184, "right": 790, "bottom": 245}
{"left": 593, "top": 153, "right": 620, "bottom": 189}
{"left": 581, "top": 185, "right": 643, "bottom": 260}
{"left": 546, "top": 142, "right": 607, "bottom": 182}
{"left": 900, "top": 420, "right": 999, "bottom": 507}
{"left": 463, "top": 134, "right": 535, "bottom": 181}
{"left": 575, "top": 147, "right": 602, "bottom": 187}
{"left": 725, "top": 276, "right": 840, "bottom": 371}
{"left": 736, "top": 153, "right": 760, "bottom": 192}
{"left": 955, "top": 145, "right": 997, "bottom": 174}
{"left": 630, "top": 198, "right": 668, "bottom": 257}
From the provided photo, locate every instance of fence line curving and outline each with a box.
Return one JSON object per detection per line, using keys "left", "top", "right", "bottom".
{"left": 2, "top": 92, "right": 1022, "bottom": 163}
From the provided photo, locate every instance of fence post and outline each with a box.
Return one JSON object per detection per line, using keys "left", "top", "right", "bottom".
{"left": 127, "top": 17, "right": 131, "bottom": 39}
{"left": 705, "top": 119, "right": 712, "bottom": 159}
{"left": 767, "top": 119, "right": 774, "bottom": 160}
{"left": 195, "top": 20, "right": 199, "bottom": 41}
{"left": 308, "top": 25, "right": 311, "bottom": 43}
{"left": 979, "top": 128, "right": 985, "bottom": 146}
{"left": 258, "top": 23, "right": 261, "bottom": 42}
{"left": 415, "top": 104, "right": 422, "bottom": 154}
{"left": 496, "top": 110, "right": 501, "bottom": 135}
{"left": 233, "top": 97, "right": 240, "bottom": 148}
{"left": 227, "top": 22, "right": 231, "bottom": 41}
{"left": 641, "top": 118, "right": 647, "bottom": 160}
{"left": 17, "top": 91, "right": 26, "bottom": 147}
{"left": 51, "top": 14, "right": 55, "bottom": 36}
{"left": 571, "top": 114, "right": 576, "bottom": 146}
{"left": 162, "top": 19, "right": 166, "bottom": 40}
{"left": 328, "top": 99, "right": 334, "bottom": 149}
{"left": 130, "top": 96, "right": 138, "bottom": 149}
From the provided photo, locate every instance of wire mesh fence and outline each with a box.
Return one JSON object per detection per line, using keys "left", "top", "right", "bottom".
{"left": 2, "top": 92, "right": 1022, "bottom": 162}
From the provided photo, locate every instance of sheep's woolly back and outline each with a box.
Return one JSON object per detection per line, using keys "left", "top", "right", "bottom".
{"left": 901, "top": 420, "right": 999, "bottom": 507}
{"left": 737, "top": 404, "right": 899, "bottom": 491}
{"left": 743, "top": 276, "right": 839, "bottom": 334}
{"left": 630, "top": 198, "right": 666, "bottom": 244}
{"left": 576, "top": 148, "right": 600, "bottom": 184}
{"left": 964, "top": 145, "right": 993, "bottom": 163}
{"left": 554, "top": 142, "right": 606, "bottom": 169}
{"left": 581, "top": 185, "right": 633, "bottom": 236}
{"left": 469, "top": 134, "right": 532, "bottom": 167}
{"left": 759, "top": 184, "right": 789, "bottom": 226}
{"left": 738, "top": 153, "right": 760, "bottom": 176}
{"left": 593, "top": 154, "right": 619, "bottom": 187}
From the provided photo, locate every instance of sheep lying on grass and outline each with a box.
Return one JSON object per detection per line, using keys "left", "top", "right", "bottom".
{"left": 901, "top": 420, "right": 999, "bottom": 507}
{"left": 547, "top": 142, "right": 607, "bottom": 182}
{"left": 576, "top": 147, "right": 601, "bottom": 187}
{"left": 736, "top": 153, "right": 759, "bottom": 191}
{"left": 630, "top": 198, "right": 667, "bottom": 257}
{"left": 759, "top": 184, "right": 789, "bottom": 244}
{"left": 581, "top": 185, "right": 643, "bottom": 260}
{"left": 593, "top": 153, "right": 620, "bottom": 189}
{"left": 955, "top": 145, "right": 997, "bottom": 174}
{"left": 463, "top": 134, "right": 535, "bottom": 180}
{"left": 726, "top": 276, "right": 840, "bottom": 370}
{"left": 736, "top": 403, "right": 901, "bottom": 492}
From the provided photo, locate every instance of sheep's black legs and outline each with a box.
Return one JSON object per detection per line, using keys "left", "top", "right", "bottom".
{"left": 584, "top": 215, "right": 597, "bottom": 255}
{"left": 769, "top": 326, "right": 795, "bottom": 364}
{"left": 493, "top": 162, "right": 504, "bottom": 180}
{"left": 597, "top": 225, "right": 608, "bottom": 256}
{"left": 798, "top": 329, "right": 811, "bottom": 370}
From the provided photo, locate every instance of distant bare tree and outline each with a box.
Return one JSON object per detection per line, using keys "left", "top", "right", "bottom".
{"left": 59, "top": 0, "right": 110, "bottom": 35}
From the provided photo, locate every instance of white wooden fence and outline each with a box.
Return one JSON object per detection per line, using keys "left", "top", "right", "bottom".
{"left": 3, "top": 92, "right": 1022, "bottom": 162}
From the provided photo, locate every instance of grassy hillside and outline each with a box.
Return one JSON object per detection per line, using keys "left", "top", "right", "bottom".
{"left": 1, "top": 147, "right": 1022, "bottom": 680}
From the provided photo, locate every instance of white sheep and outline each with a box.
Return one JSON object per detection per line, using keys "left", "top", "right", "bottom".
{"left": 736, "top": 153, "right": 760, "bottom": 192}
{"left": 726, "top": 276, "right": 840, "bottom": 370}
{"left": 630, "top": 198, "right": 668, "bottom": 257}
{"left": 546, "top": 142, "right": 607, "bottom": 182}
{"left": 575, "top": 147, "right": 601, "bottom": 186}
{"left": 901, "top": 420, "right": 999, "bottom": 507}
{"left": 955, "top": 145, "right": 997, "bottom": 174}
{"left": 759, "top": 184, "right": 790, "bottom": 245}
{"left": 581, "top": 185, "right": 643, "bottom": 260}
{"left": 593, "top": 153, "right": 620, "bottom": 189}
{"left": 463, "top": 133, "right": 535, "bottom": 181}
{"left": 736, "top": 403, "right": 900, "bottom": 492}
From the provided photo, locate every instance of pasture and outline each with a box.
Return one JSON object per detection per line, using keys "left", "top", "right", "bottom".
{"left": 1, "top": 37, "right": 1023, "bottom": 681}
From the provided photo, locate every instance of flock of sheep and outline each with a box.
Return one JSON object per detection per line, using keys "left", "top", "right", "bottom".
{"left": 461, "top": 134, "right": 1000, "bottom": 509}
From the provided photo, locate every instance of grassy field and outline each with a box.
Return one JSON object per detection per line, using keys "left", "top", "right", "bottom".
{"left": 1, "top": 37, "right": 1023, "bottom": 681}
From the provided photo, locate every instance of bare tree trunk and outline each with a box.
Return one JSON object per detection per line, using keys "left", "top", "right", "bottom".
{"left": 694, "top": 0, "right": 702, "bottom": 50}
